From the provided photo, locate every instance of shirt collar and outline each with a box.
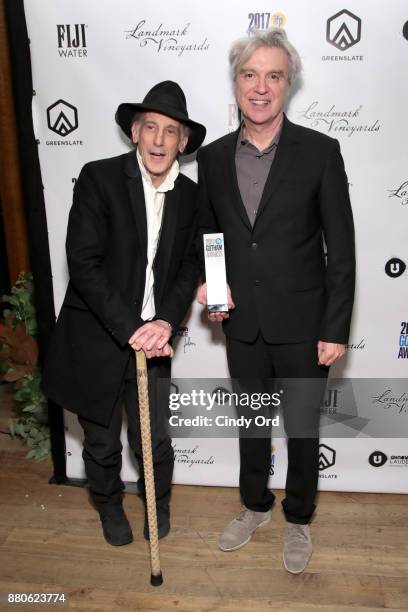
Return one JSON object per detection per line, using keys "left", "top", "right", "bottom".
{"left": 237, "top": 120, "right": 282, "bottom": 154}
{"left": 136, "top": 148, "right": 179, "bottom": 193}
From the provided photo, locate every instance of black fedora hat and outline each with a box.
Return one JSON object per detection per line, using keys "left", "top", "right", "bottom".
{"left": 116, "top": 80, "right": 206, "bottom": 155}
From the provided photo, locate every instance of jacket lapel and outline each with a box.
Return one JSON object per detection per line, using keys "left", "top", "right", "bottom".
{"left": 224, "top": 129, "right": 252, "bottom": 231}
{"left": 124, "top": 151, "right": 147, "bottom": 262}
{"left": 154, "top": 180, "right": 180, "bottom": 286}
{"left": 253, "top": 115, "right": 300, "bottom": 226}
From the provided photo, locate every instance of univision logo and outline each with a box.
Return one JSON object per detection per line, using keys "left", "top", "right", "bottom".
{"left": 47, "top": 100, "right": 78, "bottom": 137}
{"left": 326, "top": 9, "right": 361, "bottom": 51}
{"left": 369, "top": 451, "right": 387, "bottom": 467}
{"left": 385, "top": 258, "right": 406, "bottom": 278}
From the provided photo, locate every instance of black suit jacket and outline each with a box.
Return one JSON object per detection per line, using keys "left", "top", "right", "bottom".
{"left": 42, "top": 151, "right": 199, "bottom": 426}
{"left": 197, "top": 115, "right": 355, "bottom": 344}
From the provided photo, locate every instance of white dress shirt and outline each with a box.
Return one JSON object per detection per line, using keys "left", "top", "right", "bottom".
{"left": 137, "top": 148, "right": 179, "bottom": 321}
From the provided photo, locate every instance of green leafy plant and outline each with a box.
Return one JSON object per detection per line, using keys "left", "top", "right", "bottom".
{"left": 0, "top": 272, "right": 50, "bottom": 460}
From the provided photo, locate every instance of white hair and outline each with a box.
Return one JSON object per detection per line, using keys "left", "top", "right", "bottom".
{"left": 131, "top": 112, "right": 191, "bottom": 138}
{"left": 229, "top": 28, "right": 302, "bottom": 86}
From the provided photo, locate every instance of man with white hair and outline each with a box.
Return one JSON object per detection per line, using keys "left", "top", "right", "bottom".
{"left": 197, "top": 29, "right": 355, "bottom": 573}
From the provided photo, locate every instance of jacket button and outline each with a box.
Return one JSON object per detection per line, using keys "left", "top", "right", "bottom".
{"left": 251, "top": 242, "right": 258, "bottom": 250}
{"left": 254, "top": 279, "right": 260, "bottom": 286}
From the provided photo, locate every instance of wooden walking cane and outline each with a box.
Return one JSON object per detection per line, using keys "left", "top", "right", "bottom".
{"left": 135, "top": 348, "right": 164, "bottom": 586}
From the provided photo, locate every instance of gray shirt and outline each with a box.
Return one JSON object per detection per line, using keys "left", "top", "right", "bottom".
{"left": 235, "top": 125, "right": 280, "bottom": 226}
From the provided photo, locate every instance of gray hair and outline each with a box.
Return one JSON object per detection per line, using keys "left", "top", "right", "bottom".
{"left": 131, "top": 112, "right": 191, "bottom": 139}
{"left": 229, "top": 28, "right": 302, "bottom": 86}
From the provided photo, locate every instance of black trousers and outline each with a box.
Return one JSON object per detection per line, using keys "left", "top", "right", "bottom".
{"left": 78, "top": 353, "right": 174, "bottom": 509}
{"left": 226, "top": 334, "right": 329, "bottom": 524}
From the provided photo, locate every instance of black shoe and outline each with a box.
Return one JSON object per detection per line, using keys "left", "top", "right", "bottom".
{"left": 99, "top": 504, "right": 133, "bottom": 546}
{"left": 143, "top": 501, "right": 170, "bottom": 541}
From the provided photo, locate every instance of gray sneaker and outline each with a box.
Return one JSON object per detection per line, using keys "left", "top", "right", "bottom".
{"left": 219, "top": 507, "right": 271, "bottom": 551}
{"left": 283, "top": 522, "right": 312, "bottom": 574}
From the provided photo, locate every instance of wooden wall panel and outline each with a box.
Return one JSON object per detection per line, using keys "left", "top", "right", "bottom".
{"left": 0, "top": 0, "right": 30, "bottom": 284}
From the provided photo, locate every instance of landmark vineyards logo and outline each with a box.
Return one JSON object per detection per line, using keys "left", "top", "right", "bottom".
{"left": 297, "top": 102, "right": 380, "bottom": 137}
{"left": 346, "top": 339, "right": 366, "bottom": 350}
{"left": 57, "top": 24, "right": 88, "bottom": 57}
{"left": 372, "top": 388, "right": 408, "bottom": 415}
{"left": 172, "top": 444, "right": 215, "bottom": 468}
{"left": 389, "top": 180, "right": 408, "bottom": 206}
{"left": 124, "top": 20, "right": 209, "bottom": 56}
{"left": 46, "top": 100, "right": 82, "bottom": 147}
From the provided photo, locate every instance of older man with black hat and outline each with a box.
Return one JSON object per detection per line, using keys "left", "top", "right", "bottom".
{"left": 42, "top": 81, "right": 206, "bottom": 546}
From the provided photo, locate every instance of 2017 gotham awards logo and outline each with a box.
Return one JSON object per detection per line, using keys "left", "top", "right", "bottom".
{"left": 57, "top": 24, "right": 88, "bottom": 58}
{"left": 399, "top": 322, "right": 408, "bottom": 359}
{"left": 247, "top": 12, "right": 286, "bottom": 33}
{"left": 323, "top": 9, "right": 363, "bottom": 62}
{"left": 125, "top": 20, "right": 209, "bottom": 56}
{"left": 46, "top": 100, "right": 83, "bottom": 146}
{"left": 205, "top": 236, "right": 223, "bottom": 257}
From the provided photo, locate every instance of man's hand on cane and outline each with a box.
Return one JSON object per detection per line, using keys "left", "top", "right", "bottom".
{"left": 197, "top": 282, "right": 235, "bottom": 322}
{"left": 128, "top": 320, "right": 173, "bottom": 358}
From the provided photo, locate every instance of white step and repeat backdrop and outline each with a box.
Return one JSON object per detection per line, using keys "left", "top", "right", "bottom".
{"left": 24, "top": 1, "right": 408, "bottom": 493}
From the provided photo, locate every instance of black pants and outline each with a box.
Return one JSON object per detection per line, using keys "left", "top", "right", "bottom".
{"left": 78, "top": 353, "right": 174, "bottom": 509}
{"left": 226, "top": 334, "right": 329, "bottom": 524}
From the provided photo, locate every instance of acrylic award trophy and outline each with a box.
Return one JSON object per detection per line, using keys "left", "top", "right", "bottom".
{"left": 203, "top": 233, "right": 228, "bottom": 312}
